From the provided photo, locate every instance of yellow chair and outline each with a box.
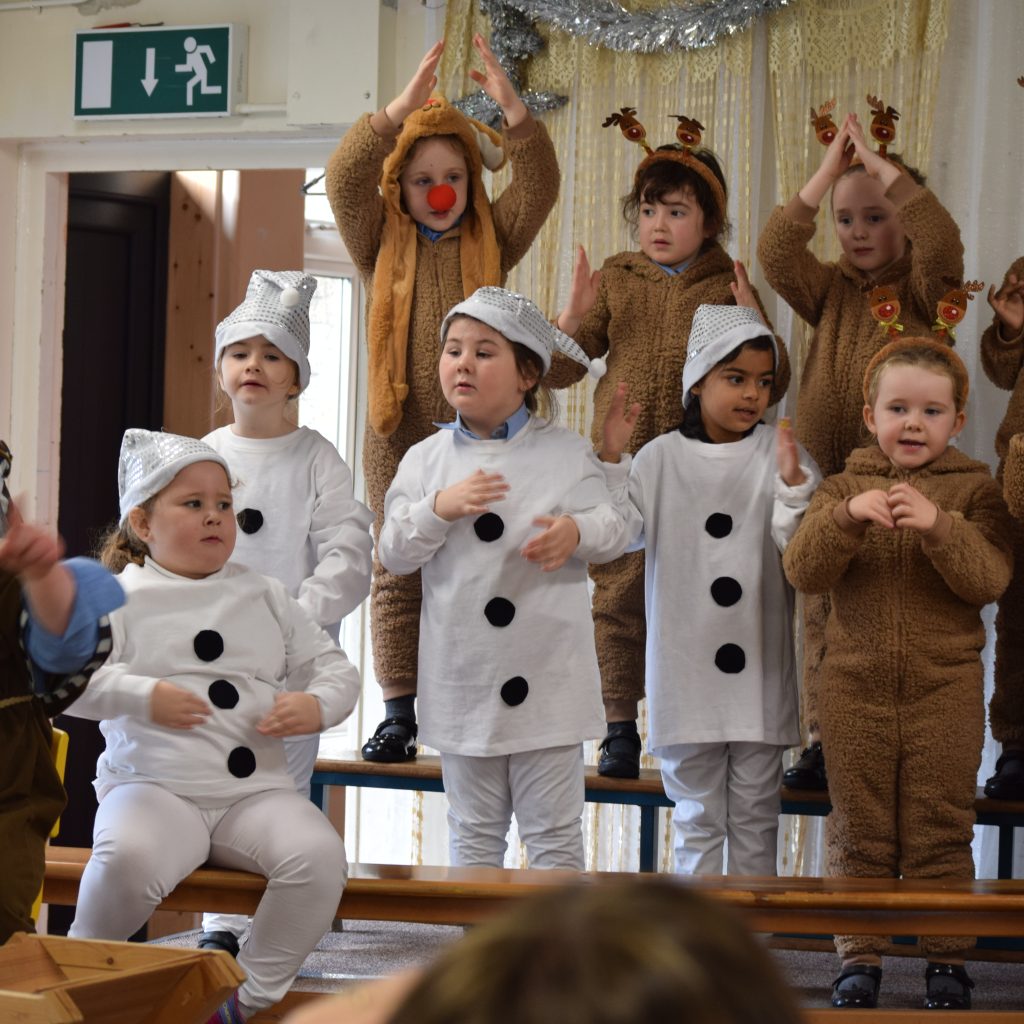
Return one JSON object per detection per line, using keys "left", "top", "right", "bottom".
{"left": 31, "top": 726, "right": 69, "bottom": 927}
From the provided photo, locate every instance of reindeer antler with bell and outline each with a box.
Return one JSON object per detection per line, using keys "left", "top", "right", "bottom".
{"left": 810, "top": 99, "right": 838, "bottom": 146}
{"left": 866, "top": 95, "right": 900, "bottom": 156}
{"left": 602, "top": 107, "right": 652, "bottom": 155}
{"left": 933, "top": 278, "right": 985, "bottom": 338}
{"left": 866, "top": 283, "right": 904, "bottom": 338}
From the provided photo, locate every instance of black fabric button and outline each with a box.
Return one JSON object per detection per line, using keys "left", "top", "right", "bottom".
{"left": 715, "top": 644, "right": 746, "bottom": 674}
{"left": 193, "top": 630, "right": 224, "bottom": 662}
{"left": 474, "top": 513, "right": 504, "bottom": 542}
{"left": 705, "top": 513, "right": 733, "bottom": 538}
{"left": 484, "top": 597, "right": 516, "bottom": 628}
{"left": 208, "top": 679, "right": 239, "bottom": 710}
{"left": 710, "top": 577, "right": 743, "bottom": 607}
{"left": 500, "top": 677, "right": 529, "bottom": 706}
{"left": 227, "top": 747, "right": 257, "bottom": 778}
{"left": 236, "top": 508, "right": 264, "bottom": 534}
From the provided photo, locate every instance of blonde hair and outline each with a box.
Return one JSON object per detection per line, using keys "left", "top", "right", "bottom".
{"left": 96, "top": 499, "right": 155, "bottom": 573}
{"left": 386, "top": 879, "right": 801, "bottom": 1024}
{"left": 864, "top": 338, "right": 969, "bottom": 412}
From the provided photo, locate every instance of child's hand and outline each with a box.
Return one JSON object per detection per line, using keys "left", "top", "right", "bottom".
{"left": 557, "top": 245, "right": 601, "bottom": 336}
{"left": 776, "top": 418, "right": 807, "bottom": 486}
{"left": 256, "top": 692, "right": 322, "bottom": 737}
{"left": 988, "top": 272, "right": 1024, "bottom": 337}
{"left": 0, "top": 499, "right": 64, "bottom": 582}
{"left": 729, "top": 260, "right": 763, "bottom": 317}
{"left": 434, "top": 469, "right": 509, "bottom": 521}
{"left": 887, "top": 481, "right": 938, "bottom": 533}
{"left": 385, "top": 40, "right": 444, "bottom": 126}
{"left": 468, "top": 33, "right": 528, "bottom": 128}
{"left": 521, "top": 515, "right": 580, "bottom": 571}
{"left": 847, "top": 114, "right": 900, "bottom": 189}
{"left": 151, "top": 680, "right": 211, "bottom": 730}
{"left": 600, "top": 382, "right": 640, "bottom": 463}
{"left": 799, "top": 114, "right": 855, "bottom": 207}
{"left": 847, "top": 489, "right": 895, "bottom": 528}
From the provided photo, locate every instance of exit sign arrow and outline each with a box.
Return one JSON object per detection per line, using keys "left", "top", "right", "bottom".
{"left": 141, "top": 47, "right": 158, "bottom": 96}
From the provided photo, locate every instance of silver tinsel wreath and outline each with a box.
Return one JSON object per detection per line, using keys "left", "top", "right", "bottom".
{"left": 502, "top": 0, "right": 789, "bottom": 54}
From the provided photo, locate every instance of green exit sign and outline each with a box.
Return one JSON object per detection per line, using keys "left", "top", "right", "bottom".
{"left": 75, "top": 25, "right": 247, "bottom": 119}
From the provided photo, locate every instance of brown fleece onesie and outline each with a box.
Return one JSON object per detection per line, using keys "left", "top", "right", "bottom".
{"left": 757, "top": 177, "right": 963, "bottom": 732}
{"left": 783, "top": 444, "right": 1011, "bottom": 959}
{"left": 326, "top": 112, "right": 559, "bottom": 699}
{"left": 980, "top": 256, "right": 1024, "bottom": 748}
{"left": 544, "top": 244, "right": 790, "bottom": 714}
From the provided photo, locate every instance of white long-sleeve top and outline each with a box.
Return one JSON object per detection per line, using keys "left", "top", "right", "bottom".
{"left": 604, "top": 424, "right": 820, "bottom": 751}
{"left": 203, "top": 426, "right": 373, "bottom": 640}
{"left": 379, "top": 416, "right": 630, "bottom": 756}
{"left": 66, "top": 559, "right": 361, "bottom": 806}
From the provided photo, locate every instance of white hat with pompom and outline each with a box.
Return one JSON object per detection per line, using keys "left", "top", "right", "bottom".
{"left": 441, "top": 287, "right": 607, "bottom": 380}
{"left": 215, "top": 269, "right": 318, "bottom": 391}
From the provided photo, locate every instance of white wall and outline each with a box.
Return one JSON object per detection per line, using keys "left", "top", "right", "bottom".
{"left": 0, "top": 0, "right": 441, "bottom": 516}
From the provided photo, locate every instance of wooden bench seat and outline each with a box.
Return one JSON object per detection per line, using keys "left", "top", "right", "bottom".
{"left": 43, "top": 846, "right": 1024, "bottom": 936}
{"left": 311, "top": 755, "right": 1024, "bottom": 878}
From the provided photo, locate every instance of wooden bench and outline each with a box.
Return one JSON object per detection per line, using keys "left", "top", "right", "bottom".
{"left": 311, "top": 755, "right": 1024, "bottom": 878}
{"left": 42, "top": 846, "right": 1024, "bottom": 937}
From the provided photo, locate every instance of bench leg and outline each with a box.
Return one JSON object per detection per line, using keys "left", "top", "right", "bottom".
{"left": 997, "top": 824, "right": 1015, "bottom": 880}
{"left": 639, "top": 806, "right": 656, "bottom": 872}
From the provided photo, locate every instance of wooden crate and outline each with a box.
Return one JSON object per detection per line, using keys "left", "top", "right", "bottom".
{"left": 0, "top": 932, "right": 243, "bottom": 1024}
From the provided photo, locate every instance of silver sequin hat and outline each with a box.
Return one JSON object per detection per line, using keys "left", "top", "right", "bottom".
{"left": 118, "top": 429, "right": 231, "bottom": 524}
{"left": 440, "top": 287, "right": 607, "bottom": 379}
{"left": 215, "top": 270, "right": 317, "bottom": 392}
{"left": 682, "top": 304, "right": 776, "bottom": 408}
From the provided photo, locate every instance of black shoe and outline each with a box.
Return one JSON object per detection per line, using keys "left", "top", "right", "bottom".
{"left": 983, "top": 750, "right": 1024, "bottom": 800}
{"left": 831, "top": 964, "right": 882, "bottom": 1008}
{"left": 924, "top": 962, "right": 974, "bottom": 1009}
{"left": 361, "top": 717, "right": 418, "bottom": 763}
{"left": 198, "top": 930, "right": 240, "bottom": 959}
{"left": 783, "top": 741, "right": 827, "bottom": 791}
{"left": 597, "top": 730, "right": 641, "bottom": 779}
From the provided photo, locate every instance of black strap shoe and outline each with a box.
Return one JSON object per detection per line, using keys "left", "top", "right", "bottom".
{"left": 361, "top": 717, "right": 418, "bottom": 763}
{"left": 831, "top": 964, "right": 882, "bottom": 1008}
{"left": 197, "top": 930, "right": 241, "bottom": 959}
{"left": 924, "top": 962, "right": 974, "bottom": 1009}
{"left": 597, "top": 730, "right": 641, "bottom": 779}
{"left": 983, "top": 750, "right": 1024, "bottom": 801}
{"left": 783, "top": 740, "right": 828, "bottom": 791}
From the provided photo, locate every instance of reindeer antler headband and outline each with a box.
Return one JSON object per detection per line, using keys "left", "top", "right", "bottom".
{"left": 603, "top": 107, "right": 727, "bottom": 219}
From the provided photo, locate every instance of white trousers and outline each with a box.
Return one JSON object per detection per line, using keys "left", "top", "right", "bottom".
{"left": 203, "top": 732, "right": 320, "bottom": 939}
{"left": 69, "top": 782, "right": 347, "bottom": 1014}
{"left": 440, "top": 744, "right": 585, "bottom": 870}
{"left": 659, "top": 741, "right": 785, "bottom": 876}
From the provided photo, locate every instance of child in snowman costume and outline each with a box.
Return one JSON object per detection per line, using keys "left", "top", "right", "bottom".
{"left": 65, "top": 430, "right": 361, "bottom": 1024}
{"left": 378, "top": 286, "right": 627, "bottom": 870}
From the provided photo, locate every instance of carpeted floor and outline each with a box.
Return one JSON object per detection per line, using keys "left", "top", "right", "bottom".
{"left": 154, "top": 922, "right": 1024, "bottom": 1010}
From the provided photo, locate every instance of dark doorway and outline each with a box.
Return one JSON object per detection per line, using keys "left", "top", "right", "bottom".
{"left": 50, "top": 171, "right": 170, "bottom": 937}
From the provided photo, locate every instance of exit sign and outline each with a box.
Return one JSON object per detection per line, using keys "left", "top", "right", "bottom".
{"left": 75, "top": 25, "right": 247, "bottom": 119}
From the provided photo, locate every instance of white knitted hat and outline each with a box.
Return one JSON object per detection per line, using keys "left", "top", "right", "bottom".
{"left": 118, "top": 429, "right": 230, "bottom": 524}
{"left": 215, "top": 270, "right": 318, "bottom": 392}
{"left": 682, "top": 305, "right": 776, "bottom": 408}
{"left": 440, "top": 287, "right": 607, "bottom": 379}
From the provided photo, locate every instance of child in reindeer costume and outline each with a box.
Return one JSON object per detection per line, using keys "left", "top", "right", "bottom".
{"left": 783, "top": 338, "right": 1011, "bottom": 1010}
{"left": 326, "top": 38, "right": 559, "bottom": 762}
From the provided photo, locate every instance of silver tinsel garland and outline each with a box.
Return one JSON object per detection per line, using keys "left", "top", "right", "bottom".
{"left": 501, "top": 0, "right": 790, "bottom": 54}
{"left": 454, "top": 0, "right": 568, "bottom": 128}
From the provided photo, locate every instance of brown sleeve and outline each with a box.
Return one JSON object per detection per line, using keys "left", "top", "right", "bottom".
{"left": 922, "top": 477, "right": 1013, "bottom": 607}
{"left": 980, "top": 256, "right": 1024, "bottom": 391}
{"left": 490, "top": 117, "right": 561, "bottom": 276}
{"left": 783, "top": 475, "right": 865, "bottom": 593}
{"left": 1004, "top": 434, "right": 1024, "bottom": 519}
{"left": 892, "top": 185, "right": 965, "bottom": 318}
{"left": 324, "top": 115, "right": 394, "bottom": 282}
{"left": 543, "top": 269, "right": 612, "bottom": 391}
{"left": 756, "top": 199, "right": 837, "bottom": 327}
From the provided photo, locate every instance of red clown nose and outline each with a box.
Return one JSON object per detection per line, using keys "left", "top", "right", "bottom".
{"left": 427, "top": 184, "right": 457, "bottom": 213}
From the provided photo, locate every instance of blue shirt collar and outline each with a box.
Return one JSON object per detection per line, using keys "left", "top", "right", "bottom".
{"left": 434, "top": 403, "right": 530, "bottom": 441}
{"left": 653, "top": 255, "right": 694, "bottom": 276}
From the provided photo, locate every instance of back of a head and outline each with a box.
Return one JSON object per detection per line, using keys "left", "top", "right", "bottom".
{"left": 385, "top": 879, "right": 801, "bottom": 1024}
